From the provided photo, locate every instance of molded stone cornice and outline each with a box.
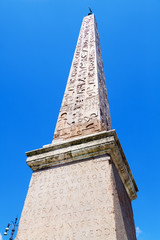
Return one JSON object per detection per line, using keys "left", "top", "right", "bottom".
{"left": 26, "top": 130, "right": 138, "bottom": 201}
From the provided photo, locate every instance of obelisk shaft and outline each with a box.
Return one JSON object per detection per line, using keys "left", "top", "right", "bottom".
{"left": 54, "top": 14, "right": 112, "bottom": 140}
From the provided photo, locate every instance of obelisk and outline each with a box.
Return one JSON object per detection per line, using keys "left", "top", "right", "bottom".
{"left": 16, "top": 14, "right": 138, "bottom": 240}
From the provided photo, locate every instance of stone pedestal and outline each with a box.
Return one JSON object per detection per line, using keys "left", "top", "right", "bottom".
{"left": 16, "top": 130, "right": 138, "bottom": 240}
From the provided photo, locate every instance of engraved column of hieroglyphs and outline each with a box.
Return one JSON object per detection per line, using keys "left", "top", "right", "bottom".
{"left": 78, "top": 15, "right": 99, "bottom": 133}
{"left": 54, "top": 17, "right": 86, "bottom": 139}
{"left": 74, "top": 17, "right": 89, "bottom": 131}
{"left": 95, "top": 19, "right": 112, "bottom": 131}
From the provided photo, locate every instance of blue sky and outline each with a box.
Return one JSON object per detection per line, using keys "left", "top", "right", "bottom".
{"left": 0, "top": 0, "right": 160, "bottom": 239}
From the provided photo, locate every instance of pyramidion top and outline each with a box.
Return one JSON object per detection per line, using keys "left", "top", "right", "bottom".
{"left": 53, "top": 14, "right": 112, "bottom": 141}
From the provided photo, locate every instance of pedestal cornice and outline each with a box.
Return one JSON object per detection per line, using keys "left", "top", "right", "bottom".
{"left": 26, "top": 130, "right": 138, "bottom": 201}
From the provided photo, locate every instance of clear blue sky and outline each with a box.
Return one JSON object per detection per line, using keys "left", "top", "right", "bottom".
{"left": 0, "top": 0, "right": 160, "bottom": 239}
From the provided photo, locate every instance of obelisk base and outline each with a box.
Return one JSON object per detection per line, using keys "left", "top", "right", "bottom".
{"left": 16, "top": 131, "right": 137, "bottom": 240}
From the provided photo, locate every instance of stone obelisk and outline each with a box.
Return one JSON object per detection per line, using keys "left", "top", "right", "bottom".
{"left": 16, "top": 14, "right": 138, "bottom": 240}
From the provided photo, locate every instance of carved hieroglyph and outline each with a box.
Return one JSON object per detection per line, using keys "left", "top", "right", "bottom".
{"left": 54, "top": 14, "right": 112, "bottom": 140}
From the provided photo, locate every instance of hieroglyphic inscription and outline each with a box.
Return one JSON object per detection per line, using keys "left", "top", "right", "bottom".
{"left": 54, "top": 14, "right": 112, "bottom": 140}
{"left": 16, "top": 155, "right": 118, "bottom": 240}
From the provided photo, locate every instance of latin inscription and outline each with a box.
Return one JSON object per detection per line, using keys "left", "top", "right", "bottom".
{"left": 16, "top": 156, "right": 117, "bottom": 239}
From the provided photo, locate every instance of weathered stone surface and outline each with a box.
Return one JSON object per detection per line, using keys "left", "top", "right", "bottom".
{"left": 16, "top": 154, "right": 137, "bottom": 240}
{"left": 112, "top": 163, "right": 137, "bottom": 240}
{"left": 53, "top": 14, "right": 112, "bottom": 141}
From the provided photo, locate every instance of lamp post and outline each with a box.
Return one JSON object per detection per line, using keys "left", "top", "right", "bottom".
{"left": 4, "top": 217, "right": 18, "bottom": 240}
